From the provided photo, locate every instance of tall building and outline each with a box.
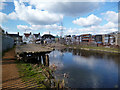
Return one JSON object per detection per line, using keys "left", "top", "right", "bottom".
{"left": 81, "top": 34, "right": 92, "bottom": 43}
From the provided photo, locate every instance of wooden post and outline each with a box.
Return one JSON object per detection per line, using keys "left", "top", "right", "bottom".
{"left": 35, "top": 53, "right": 38, "bottom": 64}
{"left": 38, "top": 55, "right": 41, "bottom": 64}
{"left": 42, "top": 54, "right": 46, "bottom": 66}
{"left": 45, "top": 54, "right": 49, "bottom": 66}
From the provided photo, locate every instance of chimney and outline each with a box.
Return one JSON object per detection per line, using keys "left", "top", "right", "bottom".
{"left": 6, "top": 31, "right": 8, "bottom": 35}
{"left": 18, "top": 32, "right": 19, "bottom": 35}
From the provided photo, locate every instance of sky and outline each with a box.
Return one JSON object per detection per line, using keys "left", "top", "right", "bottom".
{"left": 0, "top": 0, "right": 119, "bottom": 36}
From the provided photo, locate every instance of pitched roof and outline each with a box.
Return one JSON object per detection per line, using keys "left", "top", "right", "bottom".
{"left": 0, "top": 26, "right": 4, "bottom": 33}
{"left": 33, "top": 33, "right": 40, "bottom": 38}
{"left": 36, "top": 39, "right": 41, "bottom": 41}
{"left": 7, "top": 34, "right": 19, "bottom": 37}
{"left": 42, "top": 34, "right": 55, "bottom": 38}
{"left": 19, "top": 36, "right": 22, "bottom": 38}
{"left": 80, "top": 34, "right": 91, "bottom": 36}
{"left": 66, "top": 35, "right": 71, "bottom": 37}
{"left": 24, "top": 33, "right": 31, "bottom": 37}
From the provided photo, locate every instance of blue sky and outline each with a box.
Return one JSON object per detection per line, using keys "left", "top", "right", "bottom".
{"left": 0, "top": 0, "right": 118, "bottom": 36}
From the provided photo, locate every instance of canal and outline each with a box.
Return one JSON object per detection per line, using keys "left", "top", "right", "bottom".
{"left": 49, "top": 48, "right": 119, "bottom": 88}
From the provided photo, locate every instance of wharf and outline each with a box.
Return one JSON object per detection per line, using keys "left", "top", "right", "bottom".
{"left": 16, "top": 44, "right": 53, "bottom": 54}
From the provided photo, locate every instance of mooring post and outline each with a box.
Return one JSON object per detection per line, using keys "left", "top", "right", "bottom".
{"left": 42, "top": 54, "right": 46, "bottom": 66}
{"left": 45, "top": 54, "right": 49, "bottom": 66}
{"left": 38, "top": 54, "right": 41, "bottom": 65}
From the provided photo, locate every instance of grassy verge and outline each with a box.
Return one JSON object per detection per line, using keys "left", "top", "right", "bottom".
{"left": 65, "top": 45, "right": 120, "bottom": 53}
{"left": 16, "top": 61, "right": 50, "bottom": 88}
{"left": 16, "top": 60, "right": 64, "bottom": 88}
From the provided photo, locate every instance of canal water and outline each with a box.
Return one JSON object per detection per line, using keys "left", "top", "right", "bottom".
{"left": 49, "top": 48, "right": 119, "bottom": 88}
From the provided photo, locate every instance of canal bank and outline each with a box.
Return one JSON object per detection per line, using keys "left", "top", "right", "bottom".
{"left": 15, "top": 44, "right": 66, "bottom": 89}
{"left": 44, "top": 43, "right": 119, "bottom": 54}
{"left": 2, "top": 46, "right": 65, "bottom": 89}
{"left": 65, "top": 45, "right": 120, "bottom": 54}
{"left": 16, "top": 61, "right": 65, "bottom": 88}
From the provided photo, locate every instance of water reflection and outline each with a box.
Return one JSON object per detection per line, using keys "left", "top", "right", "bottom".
{"left": 49, "top": 48, "right": 119, "bottom": 88}
{"left": 49, "top": 51, "right": 64, "bottom": 70}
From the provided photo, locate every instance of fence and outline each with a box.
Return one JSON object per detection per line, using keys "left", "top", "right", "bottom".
{"left": 2, "top": 35, "right": 14, "bottom": 52}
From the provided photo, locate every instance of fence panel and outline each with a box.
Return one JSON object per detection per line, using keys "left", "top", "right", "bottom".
{"left": 2, "top": 35, "right": 14, "bottom": 51}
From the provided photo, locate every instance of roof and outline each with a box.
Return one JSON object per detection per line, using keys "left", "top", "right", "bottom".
{"left": 19, "top": 36, "right": 22, "bottom": 38}
{"left": 75, "top": 35, "right": 80, "bottom": 37}
{"left": 66, "top": 35, "right": 71, "bottom": 37}
{"left": 80, "top": 34, "right": 92, "bottom": 36}
{"left": 95, "top": 35, "right": 103, "bottom": 36}
{"left": 42, "top": 34, "right": 55, "bottom": 38}
{"left": 72, "top": 35, "right": 76, "bottom": 37}
{"left": 33, "top": 33, "right": 40, "bottom": 38}
{"left": 0, "top": 26, "right": 4, "bottom": 32}
{"left": 36, "top": 39, "right": 41, "bottom": 41}
{"left": 7, "top": 34, "right": 19, "bottom": 37}
{"left": 24, "top": 33, "right": 31, "bottom": 37}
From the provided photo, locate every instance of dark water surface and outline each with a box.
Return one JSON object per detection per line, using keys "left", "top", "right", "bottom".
{"left": 49, "top": 48, "right": 119, "bottom": 88}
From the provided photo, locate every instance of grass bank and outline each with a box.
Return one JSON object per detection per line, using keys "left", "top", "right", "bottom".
{"left": 16, "top": 61, "right": 65, "bottom": 88}
{"left": 65, "top": 45, "right": 120, "bottom": 54}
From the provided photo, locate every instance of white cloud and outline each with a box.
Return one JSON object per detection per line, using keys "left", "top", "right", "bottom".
{"left": 0, "top": 2, "right": 6, "bottom": 10}
{"left": 17, "top": 20, "right": 118, "bottom": 35}
{"left": 8, "top": 12, "right": 17, "bottom": 20}
{"left": 17, "top": 25, "right": 32, "bottom": 31}
{"left": 2, "top": 0, "right": 119, "bottom": 3}
{"left": 103, "top": 22, "right": 117, "bottom": 29}
{"left": 17, "top": 24, "right": 65, "bottom": 31}
{"left": 0, "top": 12, "right": 8, "bottom": 23}
{"left": 72, "top": 14, "right": 102, "bottom": 27}
{"left": 14, "top": 0, "right": 63, "bottom": 25}
{"left": 107, "top": 0, "right": 120, "bottom": 2}
{"left": 1, "top": 1, "right": 118, "bottom": 35}
{"left": 29, "top": 1, "right": 100, "bottom": 17}
{"left": 42, "top": 31, "right": 49, "bottom": 35}
{"left": 65, "top": 21, "right": 118, "bottom": 35}
{"left": 73, "top": 56, "right": 96, "bottom": 69}
{"left": 0, "top": 11, "right": 17, "bottom": 24}
{"left": 31, "top": 24, "right": 65, "bottom": 30}
{"left": 102, "top": 11, "right": 118, "bottom": 23}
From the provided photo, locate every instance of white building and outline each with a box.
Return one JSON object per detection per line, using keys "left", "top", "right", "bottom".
{"left": 22, "top": 32, "right": 35, "bottom": 44}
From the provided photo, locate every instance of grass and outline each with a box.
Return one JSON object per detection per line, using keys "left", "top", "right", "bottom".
{"left": 65, "top": 45, "right": 119, "bottom": 53}
{"left": 16, "top": 61, "right": 48, "bottom": 88}
{"left": 16, "top": 60, "right": 60, "bottom": 88}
